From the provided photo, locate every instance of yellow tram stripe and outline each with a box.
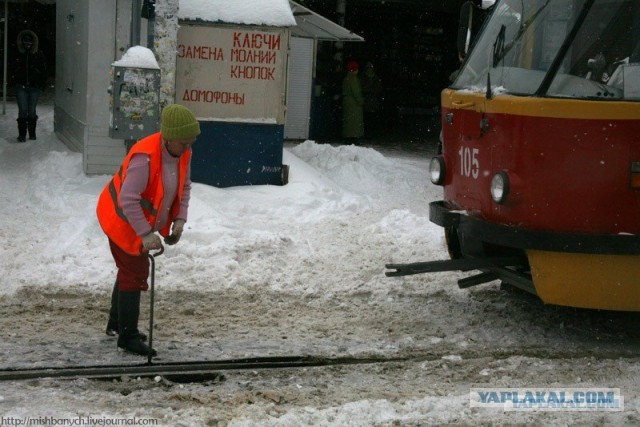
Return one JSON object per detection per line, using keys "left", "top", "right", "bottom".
{"left": 442, "top": 89, "right": 640, "bottom": 120}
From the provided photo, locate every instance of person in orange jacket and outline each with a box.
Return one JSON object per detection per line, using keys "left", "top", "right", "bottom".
{"left": 96, "top": 104, "right": 200, "bottom": 357}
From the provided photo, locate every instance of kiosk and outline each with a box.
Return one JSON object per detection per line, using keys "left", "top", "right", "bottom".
{"left": 176, "top": 23, "right": 290, "bottom": 187}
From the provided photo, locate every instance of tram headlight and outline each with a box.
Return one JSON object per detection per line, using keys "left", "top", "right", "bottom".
{"left": 490, "top": 171, "right": 510, "bottom": 204}
{"left": 429, "top": 156, "right": 446, "bottom": 185}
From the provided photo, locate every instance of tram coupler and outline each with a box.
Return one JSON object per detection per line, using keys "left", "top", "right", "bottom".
{"left": 385, "top": 256, "right": 525, "bottom": 277}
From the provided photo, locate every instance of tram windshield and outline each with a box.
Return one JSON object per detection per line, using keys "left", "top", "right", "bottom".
{"left": 453, "top": 0, "right": 640, "bottom": 101}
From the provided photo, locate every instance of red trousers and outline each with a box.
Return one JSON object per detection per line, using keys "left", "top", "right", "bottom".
{"left": 108, "top": 239, "right": 149, "bottom": 292}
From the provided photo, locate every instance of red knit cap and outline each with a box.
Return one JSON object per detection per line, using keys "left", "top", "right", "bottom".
{"left": 346, "top": 61, "right": 359, "bottom": 72}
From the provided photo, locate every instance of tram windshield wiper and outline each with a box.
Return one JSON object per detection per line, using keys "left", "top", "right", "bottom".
{"left": 492, "top": 25, "right": 506, "bottom": 67}
{"left": 492, "top": 0, "right": 551, "bottom": 66}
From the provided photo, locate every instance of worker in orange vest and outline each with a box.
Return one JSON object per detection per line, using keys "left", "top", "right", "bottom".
{"left": 96, "top": 104, "right": 200, "bottom": 357}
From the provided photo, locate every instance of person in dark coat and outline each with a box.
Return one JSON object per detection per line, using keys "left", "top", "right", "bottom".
{"left": 11, "top": 30, "right": 48, "bottom": 142}
{"left": 341, "top": 60, "right": 364, "bottom": 141}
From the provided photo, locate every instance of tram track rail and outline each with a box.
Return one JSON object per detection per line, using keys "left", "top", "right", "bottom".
{"left": 0, "top": 355, "right": 410, "bottom": 382}
{"left": 3, "top": 344, "right": 640, "bottom": 382}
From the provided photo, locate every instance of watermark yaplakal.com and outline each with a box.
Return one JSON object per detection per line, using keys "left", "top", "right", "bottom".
{"left": 470, "top": 388, "right": 624, "bottom": 411}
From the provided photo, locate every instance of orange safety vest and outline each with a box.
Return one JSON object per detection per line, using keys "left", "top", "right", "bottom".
{"left": 96, "top": 132, "right": 191, "bottom": 255}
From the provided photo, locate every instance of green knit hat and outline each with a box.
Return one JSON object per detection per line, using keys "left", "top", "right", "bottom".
{"left": 160, "top": 104, "right": 201, "bottom": 140}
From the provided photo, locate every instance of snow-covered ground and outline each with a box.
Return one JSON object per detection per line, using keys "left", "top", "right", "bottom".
{"left": 1, "top": 98, "right": 640, "bottom": 425}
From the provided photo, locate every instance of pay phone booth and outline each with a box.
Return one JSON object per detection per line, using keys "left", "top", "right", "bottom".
{"left": 109, "top": 51, "right": 161, "bottom": 151}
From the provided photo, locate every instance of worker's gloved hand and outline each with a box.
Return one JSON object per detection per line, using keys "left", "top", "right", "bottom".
{"left": 142, "top": 232, "right": 162, "bottom": 251}
{"left": 164, "top": 219, "right": 185, "bottom": 245}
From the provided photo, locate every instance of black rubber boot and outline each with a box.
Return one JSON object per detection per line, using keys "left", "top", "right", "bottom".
{"left": 17, "top": 118, "right": 27, "bottom": 142}
{"left": 106, "top": 280, "right": 147, "bottom": 340}
{"left": 27, "top": 116, "right": 38, "bottom": 140}
{"left": 117, "top": 290, "right": 156, "bottom": 357}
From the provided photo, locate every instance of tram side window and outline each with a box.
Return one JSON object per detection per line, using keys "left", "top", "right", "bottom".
{"left": 547, "top": 0, "right": 639, "bottom": 100}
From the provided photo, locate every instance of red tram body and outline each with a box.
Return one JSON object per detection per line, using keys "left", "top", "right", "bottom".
{"left": 389, "top": 0, "right": 640, "bottom": 311}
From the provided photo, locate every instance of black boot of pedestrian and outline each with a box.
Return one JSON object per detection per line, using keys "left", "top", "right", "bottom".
{"left": 117, "top": 290, "right": 156, "bottom": 357}
{"left": 106, "top": 280, "right": 146, "bottom": 340}
{"left": 27, "top": 116, "right": 38, "bottom": 140}
{"left": 17, "top": 118, "right": 27, "bottom": 142}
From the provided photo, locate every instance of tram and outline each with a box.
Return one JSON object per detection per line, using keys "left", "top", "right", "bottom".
{"left": 388, "top": 0, "right": 640, "bottom": 311}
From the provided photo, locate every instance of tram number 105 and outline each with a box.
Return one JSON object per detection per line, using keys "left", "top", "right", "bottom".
{"left": 458, "top": 146, "right": 479, "bottom": 179}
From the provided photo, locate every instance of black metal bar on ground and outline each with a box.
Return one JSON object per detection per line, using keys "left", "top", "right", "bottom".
{"left": 491, "top": 266, "right": 537, "bottom": 295}
{"left": 0, "top": 355, "right": 409, "bottom": 382}
{"left": 457, "top": 271, "right": 498, "bottom": 289}
{"left": 385, "top": 256, "right": 524, "bottom": 277}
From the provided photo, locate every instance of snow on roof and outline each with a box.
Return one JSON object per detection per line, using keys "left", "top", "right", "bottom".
{"left": 111, "top": 46, "right": 160, "bottom": 69}
{"left": 179, "top": 0, "right": 296, "bottom": 27}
